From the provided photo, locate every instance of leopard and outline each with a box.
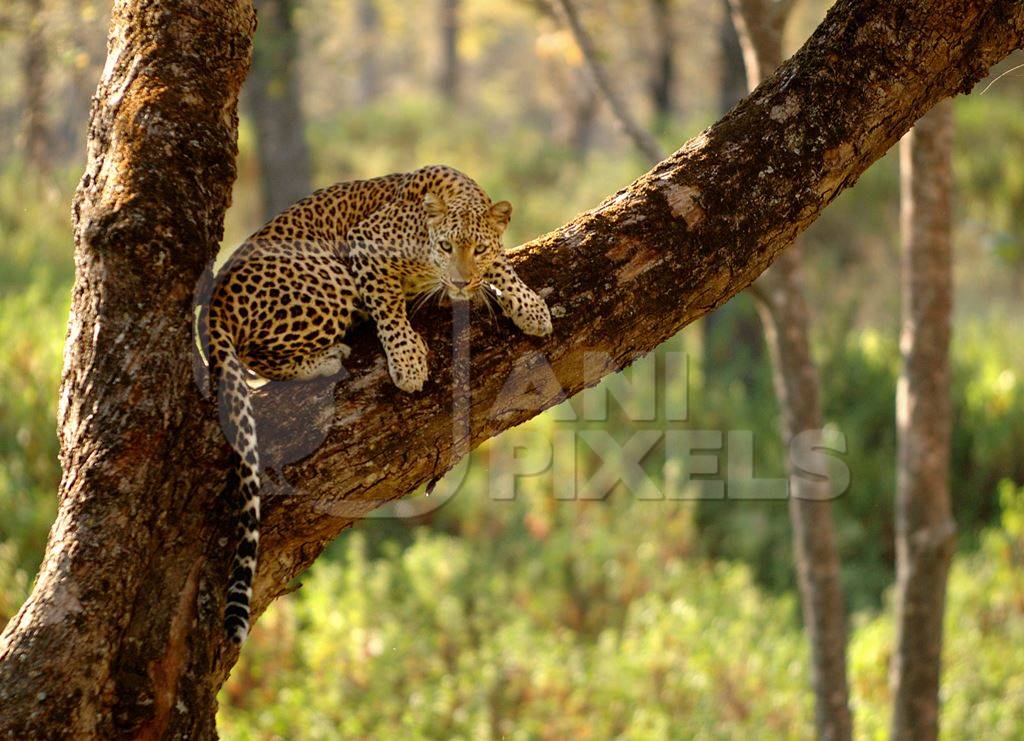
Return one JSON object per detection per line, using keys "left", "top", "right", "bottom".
{"left": 202, "top": 164, "right": 553, "bottom": 645}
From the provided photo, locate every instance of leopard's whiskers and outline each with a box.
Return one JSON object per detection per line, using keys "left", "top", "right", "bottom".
{"left": 479, "top": 286, "right": 500, "bottom": 326}
{"left": 410, "top": 279, "right": 445, "bottom": 316}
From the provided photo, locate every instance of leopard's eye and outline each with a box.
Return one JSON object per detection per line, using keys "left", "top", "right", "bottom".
{"left": 473, "top": 244, "right": 487, "bottom": 256}
{"left": 439, "top": 240, "right": 453, "bottom": 253}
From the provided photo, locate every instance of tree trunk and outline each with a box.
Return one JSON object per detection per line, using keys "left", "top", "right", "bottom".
{"left": 701, "top": 0, "right": 765, "bottom": 390}
{"left": 569, "top": 72, "right": 600, "bottom": 161}
{"left": 438, "top": 0, "right": 461, "bottom": 103}
{"left": 247, "top": 0, "right": 313, "bottom": 221}
{"left": 753, "top": 249, "right": 853, "bottom": 740}
{"left": 648, "top": 0, "right": 675, "bottom": 126}
{"left": 21, "top": 0, "right": 49, "bottom": 172}
{"left": 0, "top": 0, "right": 255, "bottom": 737}
{"left": 889, "top": 100, "right": 956, "bottom": 741}
{"left": 356, "top": 0, "right": 382, "bottom": 103}
{"left": 0, "top": 1, "right": 1019, "bottom": 736}
{"left": 728, "top": 1, "right": 853, "bottom": 737}
{"left": 718, "top": 0, "right": 748, "bottom": 113}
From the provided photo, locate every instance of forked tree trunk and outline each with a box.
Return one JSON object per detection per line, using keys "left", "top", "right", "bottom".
{"left": 889, "top": 100, "right": 956, "bottom": 741}
{"left": 247, "top": 0, "right": 313, "bottom": 220}
{"left": 0, "top": 1, "right": 1020, "bottom": 737}
{"left": 728, "top": 1, "right": 852, "bottom": 737}
{"left": 0, "top": 0, "right": 255, "bottom": 736}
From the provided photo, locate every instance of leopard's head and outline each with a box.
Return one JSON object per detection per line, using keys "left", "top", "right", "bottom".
{"left": 423, "top": 191, "right": 512, "bottom": 301}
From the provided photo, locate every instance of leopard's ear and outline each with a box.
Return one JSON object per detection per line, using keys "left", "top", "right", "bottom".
{"left": 488, "top": 200, "right": 513, "bottom": 231}
{"left": 423, "top": 192, "right": 447, "bottom": 225}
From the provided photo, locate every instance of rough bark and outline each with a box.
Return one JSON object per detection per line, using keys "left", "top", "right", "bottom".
{"left": 438, "top": 0, "right": 461, "bottom": 103}
{"left": 0, "top": 1, "right": 1019, "bottom": 737}
{"left": 728, "top": 1, "right": 853, "bottom": 737}
{"left": 247, "top": 0, "right": 313, "bottom": 220}
{"left": 20, "top": 0, "right": 50, "bottom": 171}
{"left": 0, "top": 0, "right": 255, "bottom": 737}
{"left": 889, "top": 100, "right": 956, "bottom": 741}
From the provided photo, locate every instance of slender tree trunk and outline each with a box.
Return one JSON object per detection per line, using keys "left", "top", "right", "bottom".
{"left": 569, "top": 75, "right": 600, "bottom": 161}
{"left": 0, "top": 1, "right": 1019, "bottom": 735}
{"left": 247, "top": 0, "right": 313, "bottom": 220}
{"left": 889, "top": 100, "right": 956, "bottom": 741}
{"left": 648, "top": 0, "right": 675, "bottom": 126}
{"left": 752, "top": 249, "right": 853, "bottom": 740}
{"left": 702, "top": 0, "right": 764, "bottom": 387}
{"left": 21, "top": 0, "right": 50, "bottom": 172}
{"left": 356, "top": 0, "right": 382, "bottom": 103}
{"left": 718, "top": 0, "right": 748, "bottom": 113}
{"left": 728, "top": 2, "right": 852, "bottom": 737}
{"left": 438, "top": 0, "right": 461, "bottom": 103}
{"left": 554, "top": 0, "right": 663, "bottom": 163}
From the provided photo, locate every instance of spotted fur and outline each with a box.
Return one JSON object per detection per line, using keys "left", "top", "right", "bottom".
{"left": 205, "top": 165, "right": 552, "bottom": 644}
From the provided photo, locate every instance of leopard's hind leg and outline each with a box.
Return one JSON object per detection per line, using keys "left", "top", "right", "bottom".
{"left": 285, "top": 343, "right": 351, "bottom": 381}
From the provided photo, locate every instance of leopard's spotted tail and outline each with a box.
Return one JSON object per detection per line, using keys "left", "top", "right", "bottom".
{"left": 208, "top": 335, "right": 261, "bottom": 645}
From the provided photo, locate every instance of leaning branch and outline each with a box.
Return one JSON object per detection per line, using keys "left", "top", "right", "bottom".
{"left": 247, "top": 0, "right": 1024, "bottom": 658}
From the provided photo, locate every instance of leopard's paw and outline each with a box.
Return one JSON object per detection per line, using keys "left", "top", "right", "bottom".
{"left": 512, "top": 297, "right": 553, "bottom": 337}
{"left": 387, "top": 333, "right": 429, "bottom": 392}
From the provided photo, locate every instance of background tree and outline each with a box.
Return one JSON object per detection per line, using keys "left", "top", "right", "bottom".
{"left": 20, "top": 0, "right": 49, "bottom": 173}
{"left": 727, "top": 0, "right": 852, "bottom": 737}
{"left": 247, "top": 0, "right": 313, "bottom": 220}
{"left": 717, "top": 0, "right": 747, "bottom": 112}
{"left": 356, "top": 0, "right": 382, "bottom": 103}
{"left": 647, "top": 0, "right": 676, "bottom": 127}
{"left": 702, "top": 0, "right": 764, "bottom": 389}
{"left": 439, "top": 0, "right": 461, "bottom": 103}
{"left": 890, "top": 100, "right": 957, "bottom": 741}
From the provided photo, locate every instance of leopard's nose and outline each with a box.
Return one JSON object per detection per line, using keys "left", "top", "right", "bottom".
{"left": 452, "top": 279, "right": 469, "bottom": 289}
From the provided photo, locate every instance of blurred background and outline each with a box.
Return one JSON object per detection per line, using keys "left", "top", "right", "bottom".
{"left": 1, "top": 0, "right": 1022, "bottom": 737}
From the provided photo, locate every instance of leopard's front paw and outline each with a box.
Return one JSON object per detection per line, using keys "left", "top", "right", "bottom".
{"left": 387, "top": 333, "right": 429, "bottom": 392}
{"left": 512, "top": 297, "right": 553, "bottom": 337}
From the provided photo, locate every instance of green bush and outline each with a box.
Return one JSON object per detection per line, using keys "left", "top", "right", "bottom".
{"left": 220, "top": 482, "right": 1024, "bottom": 738}
{"left": 220, "top": 529, "right": 815, "bottom": 739}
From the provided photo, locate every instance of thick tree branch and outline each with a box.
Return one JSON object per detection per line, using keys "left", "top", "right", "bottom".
{"left": 254, "top": 0, "right": 1021, "bottom": 669}
{"left": 1, "top": 0, "right": 1021, "bottom": 736}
